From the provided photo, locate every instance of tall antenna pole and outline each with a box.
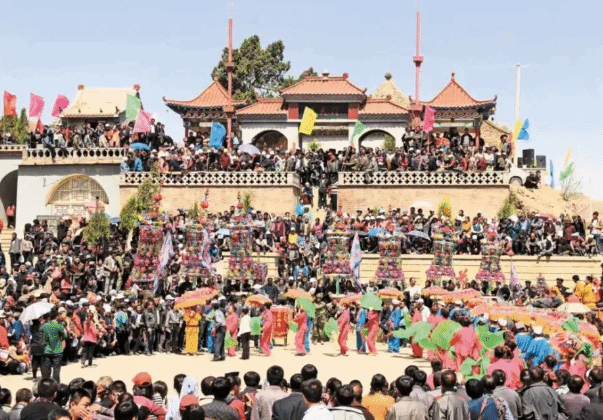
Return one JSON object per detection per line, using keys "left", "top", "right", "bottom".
{"left": 514, "top": 64, "right": 521, "bottom": 123}
{"left": 225, "top": 14, "right": 235, "bottom": 150}
{"left": 412, "top": 11, "right": 424, "bottom": 120}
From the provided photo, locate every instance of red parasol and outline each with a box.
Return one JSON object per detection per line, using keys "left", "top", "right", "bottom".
{"left": 284, "top": 289, "right": 312, "bottom": 299}
{"left": 378, "top": 288, "right": 404, "bottom": 298}
{"left": 245, "top": 294, "right": 272, "bottom": 307}
{"left": 174, "top": 288, "right": 218, "bottom": 309}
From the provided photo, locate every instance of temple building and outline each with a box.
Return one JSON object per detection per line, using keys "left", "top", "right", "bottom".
{"left": 237, "top": 71, "right": 411, "bottom": 151}
{"left": 418, "top": 72, "right": 509, "bottom": 145}
{"left": 59, "top": 84, "right": 142, "bottom": 128}
{"left": 163, "top": 75, "right": 247, "bottom": 140}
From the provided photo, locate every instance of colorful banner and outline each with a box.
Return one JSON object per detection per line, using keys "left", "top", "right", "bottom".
{"left": 209, "top": 122, "right": 226, "bottom": 149}
{"left": 351, "top": 120, "right": 367, "bottom": 143}
{"left": 51, "top": 94, "right": 69, "bottom": 117}
{"left": 298, "top": 107, "right": 317, "bottom": 135}
{"left": 153, "top": 231, "right": 173, "bottom": 295}
{"left": 423, "top": 106, "right": 435, "bottom": 132}
{"left": 3, "top": 91, "right": 16, "bottom": 117}
{"left": 517, "top": 119, "right": 529, "bottom": 140}
{"left": 133, "top": 109, "right": 153, "bottom": 133}
{"left": 350, "top": 232, "right": 363, "bottom": 284}
{"left": 271, "top": 307, "right": 292, "bottom": 338}
{"left": 29, "top": 93, "right": 44, "bottom": 118}
{"left": 126, "top": 94, "right": 142, "bottom": 121}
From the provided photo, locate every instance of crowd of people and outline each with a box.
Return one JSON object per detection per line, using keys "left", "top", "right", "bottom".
{"left": 14, "top": 119, "right": 529, "bottom": 181}
{"left": 3, "top": 345, "right": 603, "bottom": 420}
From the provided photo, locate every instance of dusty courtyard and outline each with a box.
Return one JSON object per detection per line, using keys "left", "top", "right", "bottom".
{"left": 2, "top": 335, "right": 430, "bottom": 395}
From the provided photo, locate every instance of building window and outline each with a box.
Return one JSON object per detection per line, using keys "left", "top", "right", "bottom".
{"left": 48, "top": 175, "right": 108, "bottom": 216}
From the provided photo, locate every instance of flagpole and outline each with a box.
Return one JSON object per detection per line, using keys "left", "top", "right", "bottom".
{"left": 513, "top": 64, "right": 521, "bottom": 165}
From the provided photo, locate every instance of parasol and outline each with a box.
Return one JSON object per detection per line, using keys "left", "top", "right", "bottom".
{"left": 284, "top": 289, "right": 312, "bottom": 299}
{"left": 407, "top": 230, "right": 431, "bottom": 241}
{"left": 558, "top": 302, "right": 591, "bottom": 314}
{"left": 378, "top": 288, "right": 404, "bottom": 299}
{"left": 339, "top": 293, "right": 362, "bottom": 306}
{"left": 130, "top": 142, "right": 150, "bottom": 151}
{"left": 238, "top": 144, "right": 261, "bottom": 156}
{"left": 174, "top": 288, "right": 218, "bottom": 309}
{"left": 245, "top": 295, "right": 272, "bottom": 307}
{"left": 20, "top": 301, "right": 53, "bottom": 322}
{"left": 295, "top": 298, "right": 316, "bottom": 318}
{"left": 360, "top": 293, "right": 383, "bottom": 311}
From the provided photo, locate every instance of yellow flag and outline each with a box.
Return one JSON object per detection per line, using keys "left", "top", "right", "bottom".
{"left": 563, "top": 146, "right": 572, "bottom": 169}
{"left": 299, "top": 107, "right": 317, "bottom": 135}
{"left": 512, "top": 120, "right": 522, "bottom": 141}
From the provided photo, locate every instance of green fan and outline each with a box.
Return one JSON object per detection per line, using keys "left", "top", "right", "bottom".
{"left": 359, "top": 328, "right": 369, "bottom": 337}
{"left": 459, "top": 357, "right": 478, "bottom": 377}
{"left": 360, "top": 293, "right": 383, "bottom": 311}
{"left": 225, "top": 332, "right": 238, "bottom": 350}
{"left": 562, "top": 317, "right": 580, "bottom": 333}
{"left": 476, "top": 325, "right": 505, "bottom": 349}
{"left": 250, "top": 317, "right": 262, "bottom": 335}
{"left": 324, "top": 318, "right": 339, "bottom": 340}
{"left": 289, "top": 321, "right": 298, "bottom": 333}
{"left": 431, "top": 320, "right": 461, "bottom": 350}
{"left": 295, "top": 298, "right": 316, "bottom": 318}
{"left": 403, "top": 312, "right": 411, "bottom": 328}
{"left": 417, "top": 338, "right": 438, "bottom": 351}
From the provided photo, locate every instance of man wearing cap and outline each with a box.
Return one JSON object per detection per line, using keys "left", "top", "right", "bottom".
{"left": 132, "top": 372, "right": 166, "bottom": 420}
{"left": 523, "top": 326, "right": 555, "bottom": 367}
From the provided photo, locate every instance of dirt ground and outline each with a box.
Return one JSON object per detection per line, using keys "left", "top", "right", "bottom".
{"left": 1, "top": 333, "right": 430, "bottom": 396}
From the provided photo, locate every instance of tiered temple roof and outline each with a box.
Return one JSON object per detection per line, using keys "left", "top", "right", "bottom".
{"left": 60, "top": 84, "right": 140, "bottom": 119}
{"left": 163, "top": 76, "right": 247, "bottom": 118}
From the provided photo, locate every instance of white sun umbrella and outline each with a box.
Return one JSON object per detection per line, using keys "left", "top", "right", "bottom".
{"left": 20, "top": 301, "right": 53, "bottom": 323}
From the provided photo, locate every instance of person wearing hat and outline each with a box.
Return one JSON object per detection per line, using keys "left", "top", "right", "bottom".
{"left": 132, "top": 372, "right": 167, "bottom": 420}
{"left": 522, "top": 325, "right": 554, "bottom": 367}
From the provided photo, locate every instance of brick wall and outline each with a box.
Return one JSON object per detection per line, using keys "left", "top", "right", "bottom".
{"left": 120, "top": 185, "right": 301, "bottom": 215}
{"left": 338, "top": 185, "right": 510, "bottom": 217}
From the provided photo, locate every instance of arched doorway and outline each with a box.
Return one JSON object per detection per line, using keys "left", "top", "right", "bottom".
{"left": 0, "top": 170, "right": 18, "bottom": 223}
{"left": 358, "top": 129, "right": 396, "bottom": 150}
{"left": 47, "top": 175, "right": 109, "bottom": 216}
{"left": 252, "top": 130, "right": 288, "bottom": 150}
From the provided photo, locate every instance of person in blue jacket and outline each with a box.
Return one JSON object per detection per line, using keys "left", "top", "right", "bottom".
{"left": 387, "top": 300, "right": 402, "bottom": 352}
{"left": 355, "top": 304, "right": 367, "bottom": 353}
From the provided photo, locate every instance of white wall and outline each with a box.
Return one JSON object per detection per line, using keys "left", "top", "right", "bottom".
{"left": 15, "top": 164, "right": 121, "bottom": 233}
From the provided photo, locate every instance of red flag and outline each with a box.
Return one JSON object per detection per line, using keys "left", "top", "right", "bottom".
{"left": 3, "top": 91, "right": 16, "bottom": 117}
{"left": 36, "top": 118, "right": 44, "bottom": 133}
{"left": 133, "top": 109, "right": 153, "bottom": 134}
{"left": 51, "top": 94, "right": 69, "bottom": 117}
{"left": 29, "top": 93, "right": 44, "bottom": 118}
{"left": 423, "top": 106, "right": 435, "bottom": 132}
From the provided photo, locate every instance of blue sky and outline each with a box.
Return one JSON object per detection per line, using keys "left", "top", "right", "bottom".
{"left": 1, "top": 0, "right": 602, "bottom": 196}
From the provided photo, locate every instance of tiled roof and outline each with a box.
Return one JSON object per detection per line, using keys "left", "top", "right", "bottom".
{"left": 163, "top": 79, "right": 246, "bottom": 109}
{"left": 236, "top": 98, "right": 286, "bottom": 115}
{"left": 280, "top": 73, "right": 366, "bottom": 96}
{"left": 423, "top": 73, "right": 496, "bottom": 109}
{"left": 360, "top": 98, "right": 410, "bottom": 115}
{"left": 61, "top": 85, "right": 139, "bottom": 118}
{"left": 372, "top": 73, "right": 411, "bottom": 108}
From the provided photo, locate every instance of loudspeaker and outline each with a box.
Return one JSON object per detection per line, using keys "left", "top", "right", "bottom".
{"left": 516, "top": 157, "right": 523, "bottom": 168}
{"left": 522, "top": 149, "right": 535, "bottom": 167}
{"left": 536, "top": 155, "right": 546, "bottom": 168}
{"left": 496, "top": 286, "right": 511, "bottom": 303}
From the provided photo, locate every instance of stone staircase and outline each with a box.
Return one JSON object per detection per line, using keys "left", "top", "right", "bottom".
{"left": 1, "top": 228, "right": 14, "bottom": 267}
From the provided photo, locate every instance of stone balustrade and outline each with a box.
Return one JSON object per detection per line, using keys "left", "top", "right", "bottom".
{"left": 22, "top": 147, "right": 128, "bottom": 165}
{"left": 339, "top": 170, "right": 506, "bottom": 186}
{"left": 0, "top": 144, "right": 26, "bottom": 154}
{"left": 120, "top": 171, "right": 300, "bottom": 186}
